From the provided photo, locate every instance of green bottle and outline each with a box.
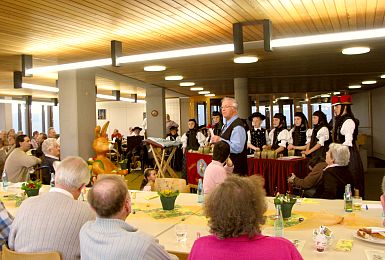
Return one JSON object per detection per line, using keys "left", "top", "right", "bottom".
{"left": 344, "top": 184, "right": 353, "bottom": 212}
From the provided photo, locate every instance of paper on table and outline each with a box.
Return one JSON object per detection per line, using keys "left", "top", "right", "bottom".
{"left": 362, "top": 204, "right": 382, "bottom": 209}
{"left": 290, "top": 239, "right": 305, "bottom": 253}
{"left": 144, "top": 194, "right": 159, "bottom": 200}
{"left": 365, "top": 249, "right": 385, "bottom": 260}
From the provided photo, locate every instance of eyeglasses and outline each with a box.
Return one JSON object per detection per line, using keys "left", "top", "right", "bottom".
{"left": 221, "top": 105, "right": 234, "bottom": 109}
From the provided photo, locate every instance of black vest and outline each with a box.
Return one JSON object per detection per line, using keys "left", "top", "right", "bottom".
{"left": 309, "top": 125, "right": 330, "bottom": 161}
{"left": 221, "top": 118, "right": 248, "bottom": 176}
{"left": 333, "top": 115, "right": 358, "bottom": 144}
{"left": 186, "top": 130, "right": 199, "bottom": 151}
{"left": 292, "top": 126, "right": 307, "bottom": 156}
{"left": 250, "top": 128, "right": 267, "bottom": 149}
{"left": 213, "top": 123, "right": 222, "bottom": 136}
{"left": 167, "top": 134, "right": 179, "bottom": 141}
{"left": 272, "top": 127, "right": 288, "bottom": 156}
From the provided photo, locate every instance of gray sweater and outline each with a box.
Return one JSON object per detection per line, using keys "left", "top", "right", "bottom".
{"left": 9, "top": 191, "right": 96, "bottom": 260}
{"left": 80, "top": 218, "right": 173, "bottom": 260}
{"left": 4, "top": 148, "right": 41, "bottom": 182}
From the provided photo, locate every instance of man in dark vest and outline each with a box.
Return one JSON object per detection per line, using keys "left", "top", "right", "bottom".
{"left": 210, "top": 97, "right": 248, "bottom": 176}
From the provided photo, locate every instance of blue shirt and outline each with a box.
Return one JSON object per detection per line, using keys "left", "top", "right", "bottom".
{"left": 221, "top": 115, "right": 247, "bottom": 154}
{"left": 0, "top": 201, "right": 13, "bottom": 251}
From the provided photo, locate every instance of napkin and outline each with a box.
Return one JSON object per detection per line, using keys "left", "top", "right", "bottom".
{"left": 335, "top": 239, "right": 353, "bottom": 252}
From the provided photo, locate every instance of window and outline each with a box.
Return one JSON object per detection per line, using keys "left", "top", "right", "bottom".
{"left": 321, "top": 103, "right": 332, "bottom": 123}
{"left": 283, "top": 104, "right": 292, "bottom": 128}
{"left": 302, "top": 104, "right": 308, "bottom": 122}
{"left": 31, "top": 104, "right": 43, "bottom": 133}
{"left": 53, "top": 105, "right": 60, "bottom": 134}
{"left": 196, "top": 102, "right": 206, "bottom": 126}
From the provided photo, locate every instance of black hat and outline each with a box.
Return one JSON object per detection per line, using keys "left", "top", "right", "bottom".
{"left": 132, "top": 126, "right": 142, "bottom": 131}
{"left": 212, "top": 111, "right": 221, "bottom": 117}
{"left": 169, "top": 126, "right": 178, "bottom": 131}
{"left": 248, "top": 112, "right": 266, "bottom": 121}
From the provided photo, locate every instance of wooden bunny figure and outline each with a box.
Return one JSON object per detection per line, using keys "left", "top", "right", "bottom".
{"left": 92, "top": 121, "right": 128, "bottom": 176}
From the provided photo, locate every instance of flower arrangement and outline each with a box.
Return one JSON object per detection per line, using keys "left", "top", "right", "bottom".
{"left": 274, "top": 192, "right": 297, "bottom": 204}
{"left": 158, "top": 189, "right": 179, "bottom": 198}
{"left": 21, "top": 180, "right": 42, "bottom": 191}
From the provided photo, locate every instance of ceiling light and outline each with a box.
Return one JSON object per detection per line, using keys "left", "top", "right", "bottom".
{"left": 205, "top": 94, "right": 215, "bottom": 97}
{"left": 362, "top": 80, "right": 377, "bottom": 84}
{"left": 272, "top": 28, "right": 385, "bottom": 48}
{"left": 333, "top": 92, "right": 341, "bottom": 95}
{"left": 342, "top": 47, "right": 370, "bottom": 55}
{"left": 280, "top": 96, "right": 290, "bottom": 100}
{"left": 305, "top": 98, "right": 309, "bottom": 102}
{"left": 144, "top": 65, "right": 166, "bottom": 71}
{"left": 33, "top": 101, "right": 55, "bottom": 106}
{"left": 349, "top": 85, "right": 361, "bottom": 89}
{"left": 22, "top": 83, "right": 59, "bottom": 93}
{"left": 190, "top": 87, "right": 203, "bottom": 91}
{"left": 320, "top": 94, "right": 331, "bottom": 98}
{"left": 0, "top": 99, "right": 26, "bottom": 104}
{"left": 137, "top": 100, "right": 146, "bottom": 104}
{"left": 381, "top": 74, "right": 385, "bottom": 79}
{"left": 198, "top": 91, "right": 210, "bottom": 95}
{"left": 96, "top": 94, "right": 116, "bottom": 100}
{"left": 233, "top": 56, "right": 258, "bottom": 64}
{"left": 179, "top": 82, "right": 195, "bottom": 87}
{"left": 165, "top": 75, "right": 183, "bottom": 81}
{"left": 120, "top": 97, "right": 135, "bottom": 102}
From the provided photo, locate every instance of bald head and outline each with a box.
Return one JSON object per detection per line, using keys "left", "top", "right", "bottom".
{"left": 88, "top": 176, "right": 129, "bottom": 218}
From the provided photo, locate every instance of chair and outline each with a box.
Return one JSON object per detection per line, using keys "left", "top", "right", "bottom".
{"left": 155, "top": 178, "right": 190, "bottom": 193}
{"left": 2, "top": 245, "right": 61, "bottom": 260}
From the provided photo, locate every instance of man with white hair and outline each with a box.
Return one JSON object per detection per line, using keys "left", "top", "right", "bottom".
{"left": 41, "top": 138, "right": 60, "bottom": 184}
{"left": 210, "top": 97, "right": 248, "bottom": 175}
{"left": 9, "top": 156, "right": 96, "bottom": 260}
{"left": 80, "top": 175, "right": 176, "bottom": 260}
{"left": 47, "top": 127, "right": 57, "bottom": 138}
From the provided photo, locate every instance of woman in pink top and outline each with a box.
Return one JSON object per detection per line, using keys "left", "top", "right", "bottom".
{"left": 203, "top": 141, "right": 233, "bottom": 194}
{"left": 189, "top": 175, "right": 303, "bottom": 260}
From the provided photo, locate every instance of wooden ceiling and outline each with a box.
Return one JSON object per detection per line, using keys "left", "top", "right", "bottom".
{"left": 0, "top": 0, "right": 384, "bottom": 99}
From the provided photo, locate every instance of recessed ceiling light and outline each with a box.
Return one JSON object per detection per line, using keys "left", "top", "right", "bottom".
{"left": 179, "top": 82, "right": 195, "bottom": 87}
{"left": 144, "top": 65, "right": 166, "bottom": 71}
{"left": 280, "top": 96, "right": 290, "bottom": 100}
{"left": 190, "top": 87, "right": 203, "bottom": 91}
{"left": 381, "top": 74, "right": 385, "bottom": 79}
{"left": 333, "top": 92, "right": 341, "bottom": 95}
{"left": 165, "top": 75, "right": 183, "bottom": 81}
{"left": 305, "top": 98, "right": 309, "bottom": 102}
{"left": 233, "top": 56, "right": 258, "bottom": 64}
{"left": 362, "top": 80, "right": 377, "bottom": 84}
{"left": 198, "top": 91, "right": 210, "bottom": 95}
{"left": 349, "top": 85, "right": 361, "bottom": 89}
{"left": 320, "top": 94, "right": 331, "bottom": 98}
{"left": 205, "top": 94, "right": 215, "bottom": 97}
{"left": 342, "top": 47, "right": 370, "bottom": 55}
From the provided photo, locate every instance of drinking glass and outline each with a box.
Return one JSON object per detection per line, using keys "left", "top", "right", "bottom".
{"left": 175, "top": 224, "right": 188, "bottom": 243}
{"left": 353, "top": 197, "right": 363, "bottom": 211}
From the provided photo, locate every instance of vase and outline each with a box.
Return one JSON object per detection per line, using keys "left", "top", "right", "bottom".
{"left": 280, "top": 202, "right": 295, "bottom": 219}
{"left": 25, "top": 189, "right": 40, "bottom": 197}
{"left": 160, "top": 195, "right": 177, "bottom": 210}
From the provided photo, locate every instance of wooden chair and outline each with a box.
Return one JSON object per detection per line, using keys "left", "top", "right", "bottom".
{"left": 2, "top": 245, "right": 61, "bottom": 260}
{"left": 154, "top": 178, "right": 190, "bottom": 193}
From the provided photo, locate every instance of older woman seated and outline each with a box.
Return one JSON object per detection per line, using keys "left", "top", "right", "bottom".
{"left": 314, "top": 143, "right": 354, "bottom": 199}
{"left": 189, "top": 175, "right": 302, "bottom": 260}
{"left": 41, "top": 138, "right": 60, "bottom": 184}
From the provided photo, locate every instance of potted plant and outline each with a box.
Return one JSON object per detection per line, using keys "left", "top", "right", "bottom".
{"left": 158, "top": 189, "right": 179, "bottom": 210}
{"left": 274, "top": 193, "right": 297, "bottom": 219}
{"left": 21, "top": 180, "right": 42, "bottom": 197}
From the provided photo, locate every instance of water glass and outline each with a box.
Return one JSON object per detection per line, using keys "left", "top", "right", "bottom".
{"left": 175, "top": 224, "right": 188, "bottom": 243}
{"left": 353, "top": 197, "right": 363, "bottom": 211}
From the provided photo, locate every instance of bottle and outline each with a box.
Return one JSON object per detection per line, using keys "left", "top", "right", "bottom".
{"left": 344, "top": 184, "right": 353, "bottom": 212}
{"left": 274, "top": 204, "right": 284, "bottom": 237}
{"left": 50, "top": 172, "right": 55, "bottom": 187}
{"left": 2, "top": 170, "right": 8, "bottom": 189}
{"left": 197, "top": 178, "right": 204, "bottom": 203}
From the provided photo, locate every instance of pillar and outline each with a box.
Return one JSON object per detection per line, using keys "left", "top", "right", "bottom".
{"left": 179, "top": 97, "right": 190, "bottom": 134}
{"left": 234, "top": 78, "right": 249, "bottom": 119}
{"left": 58, "top": 69, "right": 96, "bottom": 160}
{"left": 146, "top": 87, "right": 166, "bottom": 138}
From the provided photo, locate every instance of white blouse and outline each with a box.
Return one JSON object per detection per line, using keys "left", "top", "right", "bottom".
{"left": 181, "top": 131, "right": 206, "bottom": 148}
{"left": 288, "top": 128, "right": 312, "bottom": 145}
{"left": 268, "top": 128, "right": 290, "bottom": 148}
{"left": 306, "top": 126, "right": 330, "bottom": 146}
{"left": 340, "top": 119, "right": 355, "bottom": 147}
{"left": 247, "top": 128, "right": 270, "bottom": 145}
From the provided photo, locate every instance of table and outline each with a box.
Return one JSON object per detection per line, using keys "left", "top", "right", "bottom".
{"left": 145, "top": 139, "right": 180, "bottom": 178}
{"left": 3, "top": 185, "right": 384, "bottom": 260}
{"left": 186, "top": 152, "right": 308, "bottom": 195}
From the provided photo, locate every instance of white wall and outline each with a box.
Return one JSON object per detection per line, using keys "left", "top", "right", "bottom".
{"left": 0, "top": 103, "right": 13, "bottom": 130}
{"left": 352, "top": 92, "right": 371, "bottom": 135}
{"left": 372, "top": 87, "right": 385, "bottom": 160}
{"left": 96, "top": 101, "right": 146, "bottom": 137}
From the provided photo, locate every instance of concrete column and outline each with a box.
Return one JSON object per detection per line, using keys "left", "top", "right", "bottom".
{"left": 146, "top": 87, "right": 166, "bottom": 138}
{"left": 234, "top": 78, "right": 249, "bottom": 119}
{"left": 58, "top": 69, "right": 96, "bottom": 160}
{"left": 179, "top": 97, "right": 190, "bottom": 134}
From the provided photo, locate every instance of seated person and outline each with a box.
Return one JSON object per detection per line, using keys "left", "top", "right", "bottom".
{"left": 9, "top": 156, "right": 96, "bottom": 259}
{"left": 41, "top": 138, "right": 61, "bottom": 184}
{"left": 203, "top": 141, "right": 233, "bottom": 194}
{"left": 189, "top": 175, "right": 302, "bottom": 260}
{"left": 140, "top": 168, "right": 157, "bottom": 191}
{"left": 288, "top": 158, "right": 328, "bottom": 197}
{"left": 34, "top": 132, "right": 47, "bottom": 158}
{"left": 0, "top": 134, "right": 16, "bottom": 173}
{"left": 181, "top": 119, "right": 206, "bottom": 153}
{"left": 314, "top": 143, "right": 354, "bottom": 199}
{"left": 0, "top": 201, "right": 13, "bottom": 251}
{"left": 4, "top": 135, "right": 41, "bottom": 182}
{"left": 80, "top": 175, "right": 176, "bottom": 260}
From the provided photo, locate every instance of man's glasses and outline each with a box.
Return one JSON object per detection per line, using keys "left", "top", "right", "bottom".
{"left": 221, "top": 105, "right": 234, "bottom": 109}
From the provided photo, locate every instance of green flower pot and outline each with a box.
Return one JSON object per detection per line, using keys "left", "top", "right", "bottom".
{"left": 160, "top": 195, "right": 177, "bottom": 210}
{"left": 25, "top": 189, "right": 40, "bottom": 197}
{"left": 281, "top": 202, "right": 295, "bottom": 219}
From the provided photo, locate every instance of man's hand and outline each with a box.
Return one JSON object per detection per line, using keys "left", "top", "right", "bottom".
{"left": 226, "top": 157, "right": 233, "bottom": 167}
{"left": 210, "top": 135, "right": 221, "bottom": 143}
{"left": 287, "top": 173, "right": 296, "bottom": 184}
